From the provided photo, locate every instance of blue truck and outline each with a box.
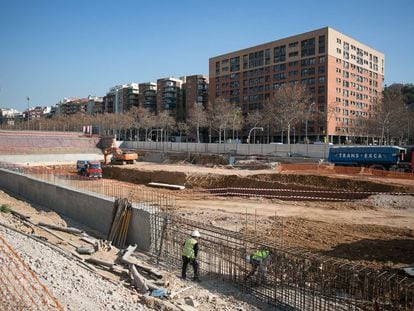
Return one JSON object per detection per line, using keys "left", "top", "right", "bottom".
{"left": 328, "top": 146, "right": 414, "bottom": 171}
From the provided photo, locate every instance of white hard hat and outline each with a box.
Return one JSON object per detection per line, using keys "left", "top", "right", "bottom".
{"left": 191, "top": 230, "right": 200, "bottom": 237}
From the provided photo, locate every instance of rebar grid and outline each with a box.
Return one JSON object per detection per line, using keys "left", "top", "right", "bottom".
{"left": 155, "top": 213, "right": 414, "bottom": 310}
{"left": 0, "top": 234, "right": 63, "bottom": 310}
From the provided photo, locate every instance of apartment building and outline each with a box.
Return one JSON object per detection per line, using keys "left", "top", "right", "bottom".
{"left": 138, "top": 82, "right": 157, "bottom": 112}
{"left": 0, "top": 108, "right": 19, "bottom": 125}
{"left": 182, "top": 75, "right": 208, "bottom": 120}
{"left": 86, "top": 96, "right": 104, "bottom": 115}
{"left": 156, "top": 77, "right": 184, "bottom": 120}
{"left": 104, "top": 83, "right": 139, "bottom": 114}
{"left": 57, "top": 98, "right": 88, "bottom": 115}
{"left": 209, "top": 27, "right": 384, "bottom": 143}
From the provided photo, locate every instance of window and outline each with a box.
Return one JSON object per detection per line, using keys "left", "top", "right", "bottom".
{"left": 319, "top": 56, "right": 325, "bottom": 64}
{"left": 265, "top": 49, "right": 270, "bottom": 65}
{"left": 300, "top": 57, "right": 315, "bottom": 66}
{"left": 249, "top": 50, "right": 264, "bottom": 68}
{"left": 318, "top": 66, "right": 325, "bottom": 74}
{"left": 273, "top": 63, "right": 286, "bottom": 72}
{"left": 318, "top": 85, "right": 325, "bottom": 94}
{"left": 301, "top": 67, "right": 315, "bottom": 76}
{"left": 337, "top": 48, "right": 341, "bottom": 54}
{"left": 273, "top": 72, "right": 286, "bottom": 80}
{"left": 230, "top": 56, "right": 240, "bottom": 72}
{"left": 301, "top": 38, "right": 316, "bottom": 57}
{"left": 288, "top": 51, "right": 298, "bottom": 57}
{"left": 288, "top": 61, "right": 298, "bottom": 67}
{"left": 337, "top": 38, "right": 341, "bottom": 44}
{"left": 288, "top": 41, "right": 298, "bottom": 48}
{"left": 343, "top": 42, "right": 349, "bottom": 51}
{"left": 243, "top": 55, "right": 248, "bottom": 69}
{"left": 288, "top": 70, "right": 298, "bottom": 77}
{"left": 274, "top": 45, "right": 286, "bottom": 63}
{"left": 318, "top": 95, "right": 325, "bottom": 103}
{"left": 318, "top": 35, "right": 325, "bottom": 54}
{"left": 318, "top": 76, "right": 325, "bottom": 84}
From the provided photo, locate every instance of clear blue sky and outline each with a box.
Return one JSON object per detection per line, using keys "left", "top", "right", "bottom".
{"left": 1, "top": 0, "right": 413, "bottom": 111}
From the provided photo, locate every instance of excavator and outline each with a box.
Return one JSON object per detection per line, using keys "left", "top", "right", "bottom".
{"left": 104, "top": 147, "right": 138, "bottom": 165}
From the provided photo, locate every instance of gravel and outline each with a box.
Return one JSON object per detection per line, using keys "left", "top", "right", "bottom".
{"left": 0, "top": 224, "right": 148, "bottom": 311}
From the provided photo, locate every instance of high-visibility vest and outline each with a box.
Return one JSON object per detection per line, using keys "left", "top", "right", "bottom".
{"left": 251, "top": 250, "right": 269, "bottom": 262}
{"left": 182, "top": 238, "right": 197, "bottom": 259}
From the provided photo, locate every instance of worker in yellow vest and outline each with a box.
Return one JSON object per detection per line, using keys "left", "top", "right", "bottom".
{"left": 245, "top": 249, "right": 271, "bottom": 284}
{"left": 182, "top": 230, "right": 200, "bottom": 281}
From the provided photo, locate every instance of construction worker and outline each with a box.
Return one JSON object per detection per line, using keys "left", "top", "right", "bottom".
{"left": 245, "top": 248, "right": 271, "bottom": 284}
{"left": 182, "top": 230, "right": 200, "bottom": 282}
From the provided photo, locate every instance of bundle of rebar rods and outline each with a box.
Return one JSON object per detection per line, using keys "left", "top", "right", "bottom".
{"left": 108, "top": 198, "right": 132, "bottom": 248}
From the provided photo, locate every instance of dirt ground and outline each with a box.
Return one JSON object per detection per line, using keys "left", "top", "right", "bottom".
{"left": 103, "top": 162, "right": 414, "bottom": 269}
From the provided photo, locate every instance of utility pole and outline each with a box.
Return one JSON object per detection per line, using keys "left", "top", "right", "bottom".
{"left": 26, "top": 96, "right": 30, "bottom": 130}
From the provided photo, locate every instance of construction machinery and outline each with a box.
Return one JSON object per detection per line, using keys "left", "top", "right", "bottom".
{"left": 76, "top": 160, "right": 103, "bottom": 178}
{"left": 104, "top": 147, "right": 138, "bottom": 165}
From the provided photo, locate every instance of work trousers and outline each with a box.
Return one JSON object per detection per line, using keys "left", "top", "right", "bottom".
{"left": 182, "top": 255, "right": 199, "bottom": 279}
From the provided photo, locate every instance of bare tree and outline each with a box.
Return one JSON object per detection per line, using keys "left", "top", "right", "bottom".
{"left": 373, "top": 86, "right": 406, "bottom": 145}
{"left": 128, "top": 106, "right": 154, "bottom": 140}
{"left": 177, "top": 122, "right": 190, "bottom": 142}
{"left": 187, "top": 102, "right": 207, "bottom": 143}
{"left": 211, "top": 97, "right": 237, "bottom": 143}
{"left": 246, "top": 110, "right": 263, "bottom": 143}
{"left": 264, "top": 83, "right": 310, "bottom": 145}
{"left": 156, "top": 111, "right": 176, "bottom": 142}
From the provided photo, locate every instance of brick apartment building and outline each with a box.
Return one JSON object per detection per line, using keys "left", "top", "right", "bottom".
{"left": 182, "top": 75, "right": 208, "bottom": 120}
{"left": 209, "top": 27, "right": 384, "bottom": 144}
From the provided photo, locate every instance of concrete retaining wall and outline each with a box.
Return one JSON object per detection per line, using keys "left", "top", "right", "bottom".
{"left": 121, "top": 141, "right": 331, "bottom": 159}
{"left": 0, "top": 169, "right": 151, "bottom": 251}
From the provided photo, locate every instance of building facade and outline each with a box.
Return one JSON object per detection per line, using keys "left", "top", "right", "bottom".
{"left": 209, "top": 27, "right": 384, "bottom": 143}
{"left": 182, "top": 75, "right": 208, "bottom": 120}
{"left": 0, "top": 108, "right": 19, "bottom": 126}
{"left": 86, "top": 96, "right": 104, "bottom": 115}
{"left": 138, "top": 82, "right": 157, "bottom": 112}
{"left": 57, "top": 98, "right": 89, "bottom": 115}
{"left": 104, "top": 83, "right": 139, "bottom": 114}
{"left": 156, "top": 77, "right": 184, "bottom": 120}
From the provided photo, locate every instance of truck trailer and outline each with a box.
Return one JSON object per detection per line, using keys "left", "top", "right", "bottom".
{"left": 328, "top": 146, "right": 414, "bottom": 172}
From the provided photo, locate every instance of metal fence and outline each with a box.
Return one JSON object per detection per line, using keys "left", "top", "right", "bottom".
{"left": 121, "top": 141, "right": 331, "bottom": 158}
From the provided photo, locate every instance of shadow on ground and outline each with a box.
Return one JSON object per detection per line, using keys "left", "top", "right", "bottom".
{"left": 322, "top": 238, "right": 414, "bottom": 265}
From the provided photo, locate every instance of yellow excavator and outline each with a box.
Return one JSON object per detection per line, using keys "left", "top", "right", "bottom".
{"left": 103, "top": 147, "right": 138, "bottom": 165}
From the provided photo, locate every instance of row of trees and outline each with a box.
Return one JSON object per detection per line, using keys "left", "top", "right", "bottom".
{"left": 3, "top": 83, "right": 413, "bottom": 145}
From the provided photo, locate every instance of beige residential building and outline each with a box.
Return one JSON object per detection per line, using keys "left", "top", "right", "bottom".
{"left": 209, "top": 27, "right": 384, "bottom": 143}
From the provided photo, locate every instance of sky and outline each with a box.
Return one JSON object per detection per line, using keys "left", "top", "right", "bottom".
{"left": 0, "top": 0, "right": 413, "bottom": 111}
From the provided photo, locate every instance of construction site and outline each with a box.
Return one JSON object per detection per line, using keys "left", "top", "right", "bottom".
{"left": 0, "top": 130, "right": 413, "bottom": 311}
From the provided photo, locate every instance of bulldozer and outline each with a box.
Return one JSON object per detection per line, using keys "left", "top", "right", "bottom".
{"left": 104, "top": 147, "right": 138, "bottom": 165}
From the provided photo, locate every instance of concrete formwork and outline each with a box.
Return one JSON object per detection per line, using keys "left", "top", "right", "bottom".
{"left": 0, "top": 169, "right": 151, "bottom": 250}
